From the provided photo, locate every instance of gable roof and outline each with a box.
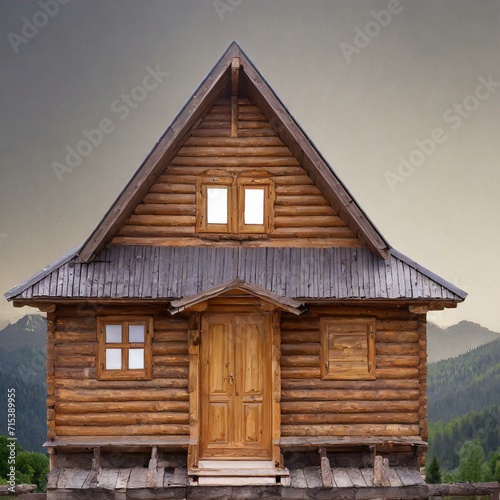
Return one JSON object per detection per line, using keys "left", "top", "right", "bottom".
{"left": 78, "top": 41, "right": 390, "bottom": 262}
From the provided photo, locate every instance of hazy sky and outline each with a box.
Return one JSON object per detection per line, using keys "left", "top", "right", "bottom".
{"left": 1, "top": 0, "right": 499, "bottom": 330}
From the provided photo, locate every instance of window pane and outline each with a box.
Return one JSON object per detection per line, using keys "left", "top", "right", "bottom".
{"left": 105, "top": 325, "right": 122, "bottom": 343}
{"left": 207, "top": 187, "right": 228, "bottom": 224}
{"left": 244, "top": 188, "right": 264, "bottom": 225}
{"left": 129, "top": 324, "right": 145, "bottom": 343}
{"left": 129, "top": 348, "right": 144, "bottom": 369}
{"left": 106, "top": 348, "right": 122, "bottom": 369}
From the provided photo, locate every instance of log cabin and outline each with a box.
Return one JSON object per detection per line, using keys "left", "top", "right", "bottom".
{"left": 5, "top": 42, "right": 466, "bottom": 499}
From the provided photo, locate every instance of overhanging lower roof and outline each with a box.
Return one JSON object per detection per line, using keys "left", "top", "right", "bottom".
{"left": 168, "top": 278, "right": 306, "bottom": 315}
{"left": 77, "top": 41, "right": 390, "bottom": 262}
{"left": 5, "top": 245, "right": 467, "bottom": 304}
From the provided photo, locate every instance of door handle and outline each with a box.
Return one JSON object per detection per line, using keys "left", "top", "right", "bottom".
{"left": 229, "top": 373, "right": 234, "bottom": 385}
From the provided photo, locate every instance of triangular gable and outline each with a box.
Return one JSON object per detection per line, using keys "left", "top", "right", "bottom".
{"left": 168, "top": 278, "right": 306, "bottom": 315}
{"left": 79, "top": 41, "right": 390, "bottom": 262}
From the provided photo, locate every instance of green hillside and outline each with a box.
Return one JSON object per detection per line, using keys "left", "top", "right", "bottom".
{"left": 428, "top": 404, "right": 499, "bottom": 471}
{"left": 427, "top": 338, "right": 500, "bottom": 422}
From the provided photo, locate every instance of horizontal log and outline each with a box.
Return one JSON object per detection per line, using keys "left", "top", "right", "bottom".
{"left": 376, "top": 320, "right": 419, "bottom": 330}
{"left": 152, "top": 365, "right": 189, "bottom": 378}
{"left": 183, "top": 136, "right": 284, "bottom": 147}
{"left": 111, "top": 236, "right": 363, "bottom": 248}
{"left": 170, "top": 156, "right": 299, "bottom": 167}
{"left": 55, "top": 355, "right": 95, "bottom": 368}
{"left": 376, "top": 368, "right": 420, "bottom": 379}
{"left": 281, "top": 424, "right": 420, "bottom": 437}
{"left": 274, "top": 215, "right": 346, "bottom": 228}
{"left": 177, "top": 146, "right": 292, "bottom": 157}
{"left": 126, "top": 215, "right": 195, "bottom": 227}
{"left": 281, "top": 318, "right": 320, "bottom": 330}
{"left": 134, "top": 203, "right": 196, "bottom": 216}
{"left": 54, "top": 378, "right": 188, "bottom": 389}
{"left": 152, "top": 342, "right": 189, "bottom": 356}
{"left": 376, "top": 344, "right": 420, "bottom": 355}
{"left": 281, "top": 355, "right": 320, "bottom": 367}
{"left": 54, "top": 367, "right": 96, "bottom": 379}
{"left": 281, "top": 331, "right": 320, "bottom": 343}
{"left": 275, "top": 185, "right": 320, "bottom": 196}
{"left": 153, "top": 355, "right": 189, "bottom": 366}
{"left": 56, "top": 317, "right": 97, "bottom": 328}
{"left": 55, "top": 424, "right": 189, "bottom": 436}
{"left": 55, "top": 343, "right": 96, "bottom": 356}
{"left": 165, "top": 165, "right": 305, "bottom": 177}
{"left": 376, "top": 355, "right": 420, "bottom": 368}
{"left": 304, "top": 307, "right": 412, "bottom": 319}
{"left": 56, "top": 400, "right": 188, "bottom": 414}
{"left": 281, "top": 389, "right": 420, "bottom": 402}
{"left": 376, "top": 331, "right": 420, "bottom": 343}
{"left": 149, "top": 183, "right": 195, "bottom": 194}
{"left": 281, "top": 367, "right": 321, "bottom": 379}
{"left": 142, "top": 193, "right": 196, "bottom": 205}
{"left": 55, "top": 388, "right": 189, "bottom": 402}
{"left": 55, "top": 412, "right": 189, "bottom": 426}
{"left": 281, "top": 343, "right": 319, "bottom": 356}
{"left": 275, "top": 205, "right": 336, "bottom": 217}
{"left": 117, "top": 225, "right": 195, "bottom": 237}
{"left": 275, "top": 194, "right": 329, "bottom": 206}
{"left": 428, "top": 482, "right": 500, "bottom": 497}
{"left": 281, "top": 379, "right": 420, "bottom": 390}
{"left": 55, "top": 331, "right": 96, "bottom": 343}
{"left": 281, "top": 412, "right": 419, "bottom": 425}
{"left": 154, "top": 331, "right": 188, "bottom": 342}
{"left": 156, "top": 174, "right": 198, "bottom": 184}
{"left": 281, "top": 401, "right": 419, "bottom": 414}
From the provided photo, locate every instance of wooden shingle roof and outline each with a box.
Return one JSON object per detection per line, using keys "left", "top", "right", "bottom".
{"left": 6, "top": 245, "right": 466, "bottom": 304}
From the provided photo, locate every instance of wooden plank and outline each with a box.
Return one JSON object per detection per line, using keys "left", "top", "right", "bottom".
{"left": 394, "top": 466, "right": 425, "bottom": 486}
{"left": 290, "top": 468, "right": 307, "bottom": 488}
{"left": 115, "top": 468, "right": 131, "bottom": 489}
{"left": 332, "top": 467, "right": 354, "bottom": 487}
{"left": 127, "top": 467, "right": 148, "bottom": 489}
{"left": 97, "top": 468, "right": 119, "bottom": 489}
{"left": 303, "top": 466, "right": 323, "bottom": 488}
{"left": 46, "top": 469, "right": 61, "bottom": 490}
{"left": 346, "top": 467, "right": 367, "bottom": 487}
{"left": 171, "top": 466, "right": 187, "bottom": 486}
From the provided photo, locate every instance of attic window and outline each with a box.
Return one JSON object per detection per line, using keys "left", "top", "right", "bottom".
{"left": 196, "top": 172, "right": 274, "bottom": 234}
{"left": 321, "top": 318, "right": 376, "bottom": 380}
{"left": 97, "top": 317, "right": 152, "bottom": 380}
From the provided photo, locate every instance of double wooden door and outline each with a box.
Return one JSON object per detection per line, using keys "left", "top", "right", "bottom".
{"left": 200, "top": 313, "right": 272, "bottom": 460}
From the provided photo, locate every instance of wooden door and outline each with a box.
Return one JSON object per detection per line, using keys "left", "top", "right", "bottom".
{"left": 200, "top": 313, "right": 272, "bottom": 460}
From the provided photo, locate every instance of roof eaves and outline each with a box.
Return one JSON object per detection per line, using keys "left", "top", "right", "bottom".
{"left": 4, "top": 245, "right": 81, "bottom": 301}
{"left": 390, "top": 248, "right": 467, "bottom": 300}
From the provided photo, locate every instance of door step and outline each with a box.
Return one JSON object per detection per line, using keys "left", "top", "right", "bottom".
{"left": 189, "top": 461, "right": 289, "bottom": 486}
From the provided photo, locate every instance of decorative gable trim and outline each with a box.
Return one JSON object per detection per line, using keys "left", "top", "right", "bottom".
{"left": 168, "top": 278, "right": 306, "bottom": 315}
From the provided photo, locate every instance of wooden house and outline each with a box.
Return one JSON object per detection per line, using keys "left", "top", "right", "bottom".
{"left": 6, "top": 42, "right": 466, "bottom": 499}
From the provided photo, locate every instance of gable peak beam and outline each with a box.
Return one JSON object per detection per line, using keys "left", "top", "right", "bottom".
{"left": 231, "top": 57, "right": 240, "bottom": 138}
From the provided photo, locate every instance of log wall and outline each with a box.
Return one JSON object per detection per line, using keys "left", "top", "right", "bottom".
{"left": 111, "top": 97, "right": 359, "bottom": 248}
{"left": 50, "top": 305, "right": 190, "bottom": 440}
{"left": 49, "top": 303, "right": 427, "bottom": 444}
{"left": 280, "top": 306, "right": 426, "bottom": 440}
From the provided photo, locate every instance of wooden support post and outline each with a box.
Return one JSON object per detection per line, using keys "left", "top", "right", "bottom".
{"left": 88, "top": 447, "right": 101, "bottom": 486}
{"left": 373, "top": 455, "right": 390, "bottom": 487}
{"left": 231, "top": 56, "right": 239, "bottom": 138}
{"left": 47, "top": 447, "right": 57, "bottom": 471}
{"left": 146, "top": 445, "right": 158, "bottom": 488}
{"left": 318, "top": 447, "right": 334, "bottom": 489}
